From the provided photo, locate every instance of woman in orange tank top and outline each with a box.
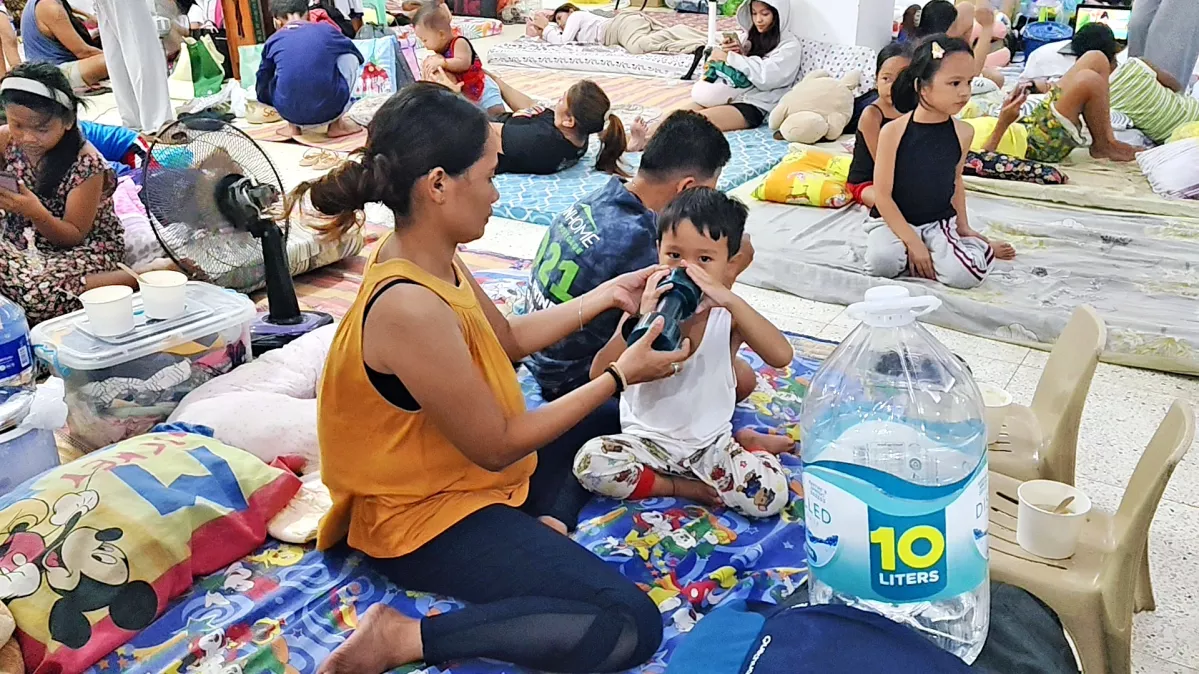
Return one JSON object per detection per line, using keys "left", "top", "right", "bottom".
{"left": 297, "top": 83, "right": 691, "bottom": 674}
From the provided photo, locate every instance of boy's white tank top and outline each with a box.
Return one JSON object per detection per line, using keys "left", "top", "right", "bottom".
{"left": 620, "top": 307, "right": 735, "bottom": 449}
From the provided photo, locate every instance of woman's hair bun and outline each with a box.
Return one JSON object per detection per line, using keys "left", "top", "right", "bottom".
{"left": 309, "top": 159, "right": 372, "bottom": 216}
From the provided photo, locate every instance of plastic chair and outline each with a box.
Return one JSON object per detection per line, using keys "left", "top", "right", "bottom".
{"left": 988, "top": 399, "right": 1195, "bottom": 674}
{"left": 989, "top": 305, "right": 1106, "bottom": 486}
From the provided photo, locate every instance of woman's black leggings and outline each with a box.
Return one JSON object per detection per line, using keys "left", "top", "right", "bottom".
{"left": 368, "top": 399, "right": 662, "bottom": 672}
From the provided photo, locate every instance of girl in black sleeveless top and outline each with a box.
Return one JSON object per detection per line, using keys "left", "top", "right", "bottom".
{"left": 846, "top": 43, "right": 910, "bottom": 208}
{"left": 866, "top": 35, "right": 1014, "bottom": 290}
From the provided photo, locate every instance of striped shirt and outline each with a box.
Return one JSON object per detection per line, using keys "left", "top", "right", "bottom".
{"left": 1109, "top": 58, "right": 1199, "bottom": 143}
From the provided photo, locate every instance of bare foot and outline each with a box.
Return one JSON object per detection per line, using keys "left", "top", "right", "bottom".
{"left": 628, "top": 117, "right": 649, "bottom": 152}
{"left": 317, "top": 605, "right": 423, "bottom": 674}
{"left": 991, "top": 240, "right": 1016, "bottom": 260}
{"left": 735, "top": 428, "right": 795, "bottom": 456}
{"left": 1090, "top": 141, "right": 1139, "bottom": 162}
{"left": 644, "top": 471, "right": 722, "bottom": 508}
{"left": 281, "top": 123, "right": 302, "bottom": 138}
{"left": 327, "top": 117, "right": 363, "bottom": 139}
{"left": 538, "top": 515, "right": 569, "bottom": 535}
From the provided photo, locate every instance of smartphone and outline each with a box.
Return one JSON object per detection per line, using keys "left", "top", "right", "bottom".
{"left": 722, "top": 31, "right": 739, "bottom": 45}
{"left": 0, "top": 172, "right": 18, "bottom": 193}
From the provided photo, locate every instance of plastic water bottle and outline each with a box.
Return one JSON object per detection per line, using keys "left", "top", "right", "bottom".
{"left": 800, "top": 286, "right": 990, "bottom": 663}
{"left": 0, "top": 295, "right": 33, "bottom": 401}
{"left": 1061, "top": 0, "right": 1080, "bottom": 22}
{"left": 1036, "top": 0, "right": 1064, "bottom": 23}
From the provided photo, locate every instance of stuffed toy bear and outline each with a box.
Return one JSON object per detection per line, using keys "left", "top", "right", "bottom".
{"left": 767, "top": 70, "right": 861, "bottom": 144}
{"left": 0, "top": 603, "right": 22, "bottom": 674}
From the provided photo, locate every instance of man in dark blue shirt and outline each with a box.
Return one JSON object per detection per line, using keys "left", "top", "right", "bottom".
{"left": 257, "top": 0, "right": 364, "bottom": 137}
{"left": 525, "top": 110, "right": 736, "bottom": 401}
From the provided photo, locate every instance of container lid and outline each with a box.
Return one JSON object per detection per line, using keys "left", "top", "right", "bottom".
{"left": 847, "top": 285, "right": 942, "bottom": 327}
{"left": 1024, "top": 21, "right": 1073, "bottom": 40}
{"left": 31, "top": 282, "right": 256, "bottom": 372}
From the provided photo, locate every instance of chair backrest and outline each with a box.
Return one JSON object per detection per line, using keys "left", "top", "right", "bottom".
{"left": 1105, "top": 399, "right": 1195, "bottom": 608}
{"left": 1030, "top": 305, "right": 1107, "bottom": 484}
{"left": 1113, "top": 399, "right": 1195, "bottom": 546}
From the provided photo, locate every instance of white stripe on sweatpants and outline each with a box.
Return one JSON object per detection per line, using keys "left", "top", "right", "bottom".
{"left": 863, "top": 215, "right": 994, "bottom": 289}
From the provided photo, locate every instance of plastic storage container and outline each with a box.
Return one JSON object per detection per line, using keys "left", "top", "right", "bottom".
{"left": 800, "top": 286, "right": 990, "bottom": 663}
{"left": 1023, "top": 20, "right": 1074, "bottom": 55}
{"left": 31, "top": 282, "right": 255, "bottom": 451}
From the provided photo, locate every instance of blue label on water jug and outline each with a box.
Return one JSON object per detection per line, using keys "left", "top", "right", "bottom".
{"left": 0, "top": 333, "right": 31, "bottom": 384}
{"left": 803, "top": 458, "right": 989, "bottom": 603}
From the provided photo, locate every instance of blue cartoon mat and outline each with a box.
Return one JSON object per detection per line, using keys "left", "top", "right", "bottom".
{"left": 84, "top": 264, "right": 835, "bottom": 674}
{"left": 494, "top": 127, "right": 790, "bottom": 227}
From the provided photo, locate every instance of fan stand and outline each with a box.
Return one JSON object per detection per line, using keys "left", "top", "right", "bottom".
{"left": 213, "top": 174, "right": 334, "bottom": 355}
{"left": 248, "top": 215, "right": 335, "bottom": 356}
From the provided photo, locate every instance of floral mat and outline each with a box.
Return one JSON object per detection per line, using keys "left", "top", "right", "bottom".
{"left": 83, "top": 251, "right": 834, "bottom": 674}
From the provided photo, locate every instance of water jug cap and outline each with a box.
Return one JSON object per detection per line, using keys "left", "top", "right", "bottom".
{"left": 847, "top": 285, "right": 942, "bottom": 327}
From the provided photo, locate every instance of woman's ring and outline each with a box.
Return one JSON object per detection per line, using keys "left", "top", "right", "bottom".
{"left": 671, "top": 362, "right": 681, "bottom": 376}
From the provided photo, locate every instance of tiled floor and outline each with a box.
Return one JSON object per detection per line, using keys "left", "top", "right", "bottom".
{"left": 468, "top": 218, "right": 1199, "bottom": 674}
{"left": 80, "top": 21, "right": 1199, "bottom": 672}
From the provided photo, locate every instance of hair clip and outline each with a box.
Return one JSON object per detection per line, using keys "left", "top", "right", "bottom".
{"left": 931, "top": 42, "right": 945, "bottom": 59}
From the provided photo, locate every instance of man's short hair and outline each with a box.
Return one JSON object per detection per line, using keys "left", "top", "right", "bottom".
{"left": 639, "top": 110, "right": 731, "bottom": 183}
{"left": 271, "top": 0, "right": 309, "bottom": 19}
{"left": 1071, "top": 22, "right": 1119, "bottom": 62}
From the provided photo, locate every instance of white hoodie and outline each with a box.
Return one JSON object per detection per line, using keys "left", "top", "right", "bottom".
{"left": 724, "top": 0, "right": 802, "bottom": 112}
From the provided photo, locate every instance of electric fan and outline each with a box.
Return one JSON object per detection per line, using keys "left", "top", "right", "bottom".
{"left": 140, "top": 117, "right": 334, "bottom": 355}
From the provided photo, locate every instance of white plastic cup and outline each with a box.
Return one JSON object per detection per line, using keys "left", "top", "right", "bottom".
{"left": 79, "top": 285, "right": 135, "bottom": 337}
{"left": 1016, "top": 479, "right": 1092, "bottom": 559}
{"left": 980, "top": 382, "right": 1013, "bottom": 445}
{"left": 138, "top": 270, "right": 188, "bottom": 320}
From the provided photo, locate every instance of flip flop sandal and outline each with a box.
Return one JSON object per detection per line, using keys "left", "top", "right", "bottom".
{"left": 246, "top": 103, "right": 282, "bottom": 125}
{"left": 300, "top": 149, "right": 326, "bottom": 167}
{"left": 313, "top": 151, "right": 344, "bottom": 171}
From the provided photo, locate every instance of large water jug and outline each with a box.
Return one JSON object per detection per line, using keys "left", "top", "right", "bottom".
{"left": 1036, "top": 0, "right": 1066, "bottom": 23}
{"left": 0, "top": 294, "right": 33, "bottom": 400}
{"left": 800, "top": 286, "right": 990, "bottom": 662}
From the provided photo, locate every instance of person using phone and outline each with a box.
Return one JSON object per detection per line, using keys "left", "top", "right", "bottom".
{"left": 0, "top": 63, "right": 134, "bottom": 325}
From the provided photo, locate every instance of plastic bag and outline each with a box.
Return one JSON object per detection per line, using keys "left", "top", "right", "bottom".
{"left": 20, "top": 378, "right": 68, "bottom": 433}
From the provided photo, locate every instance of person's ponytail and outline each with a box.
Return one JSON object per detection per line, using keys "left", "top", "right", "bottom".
{"left": 286, "top": 157, "right": 372, "bottom": 239}
{"left": 892, "top": 63, "right": 920, "bottom": 114}
{"left": 594, "top": 113, "right": 628, "bottom": 177}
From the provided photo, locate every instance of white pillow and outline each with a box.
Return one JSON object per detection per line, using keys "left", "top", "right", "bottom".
{"left": 1137, "top": 139, "right": 1199, "bottom": 200}
{"left": 169, "top": 323, "right": 338, "bottom": 472}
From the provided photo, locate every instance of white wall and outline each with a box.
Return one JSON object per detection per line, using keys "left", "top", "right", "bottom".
{"left": 791, "top": 0, "right": 897, "bottom": 49}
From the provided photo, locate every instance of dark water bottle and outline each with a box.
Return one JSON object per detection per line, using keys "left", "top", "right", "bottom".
{"left": 625, "top": 268, "right": 703, "bottom": 351}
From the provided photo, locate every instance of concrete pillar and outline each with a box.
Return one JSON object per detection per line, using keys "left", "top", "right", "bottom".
{"left": 791, "top": 0, "right": 897, "bottom": 49}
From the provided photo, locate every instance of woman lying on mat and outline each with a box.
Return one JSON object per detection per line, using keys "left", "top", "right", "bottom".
{"left": 483, "top": 69, "right": 628, "bottom": 176}
{"left": 626, "top": 0, "right": 798, "bottom": 148}
{"left": 298, "top": 81, "right": 683, "bottom": 674}
{"left": 0, "top": 63, "right": 131, "bottom": 325}
{"left": 532, "top": 2, "right": 706, "bottom": 55}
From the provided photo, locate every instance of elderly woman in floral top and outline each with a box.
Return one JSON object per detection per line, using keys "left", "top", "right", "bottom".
{"left": 0, "top": 61, "right": 129, "bottom": 325}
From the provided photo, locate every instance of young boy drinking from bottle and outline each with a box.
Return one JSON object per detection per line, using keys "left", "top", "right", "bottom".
{"left": 573, "top": 188, "right": 794, "bottom": 518}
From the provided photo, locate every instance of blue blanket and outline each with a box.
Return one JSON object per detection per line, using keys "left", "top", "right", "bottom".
{"left": 494, "top": 127, "right": 790, "bottom": 226}
{"left": 85, "top": 266, "right": 831, "bottom": 674}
